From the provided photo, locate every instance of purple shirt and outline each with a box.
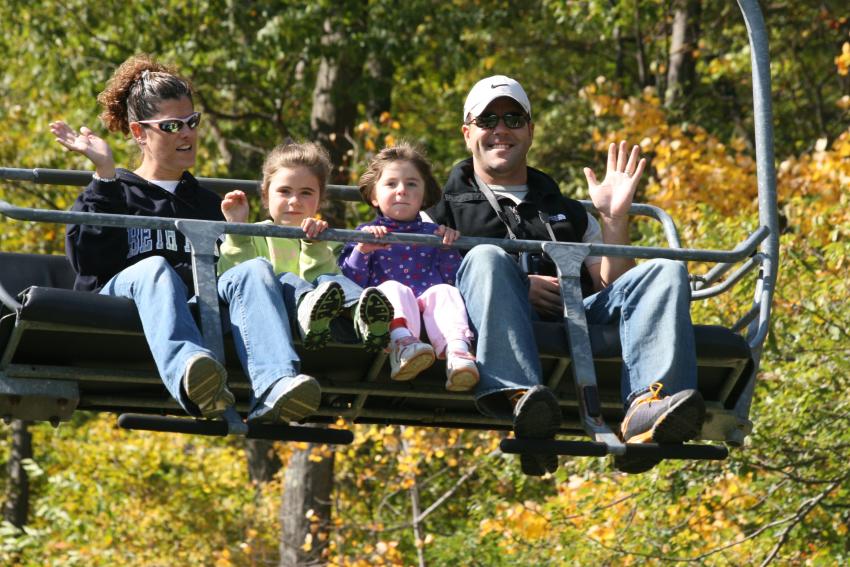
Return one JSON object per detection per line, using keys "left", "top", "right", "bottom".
{"left": 338, "top": 214, "right": 462, "bottom": 296}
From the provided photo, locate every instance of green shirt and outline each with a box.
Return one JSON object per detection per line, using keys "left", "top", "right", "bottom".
{"left": 218, "top": 220, "right": 340, "bottom": 281}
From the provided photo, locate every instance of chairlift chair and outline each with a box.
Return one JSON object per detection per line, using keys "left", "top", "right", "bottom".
{"left": 0, "top": 0, "right": 777, "bottom": 465}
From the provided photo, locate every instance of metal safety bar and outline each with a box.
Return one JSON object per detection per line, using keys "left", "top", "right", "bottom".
{"left": 1, "top": 167, "right": 684, "bottom": 246}
{"left": 4, "top": 167, "right": 775, "bottom": 299}
{"left": 0, "top": 200, "right": 768, "bottom": 265}
{"left": 544, "top": 242, "right": 625, "bottom": 454}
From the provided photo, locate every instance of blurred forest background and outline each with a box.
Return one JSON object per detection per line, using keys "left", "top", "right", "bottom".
{"left": 1, "top": 1, "right": 849, "bottom": 565}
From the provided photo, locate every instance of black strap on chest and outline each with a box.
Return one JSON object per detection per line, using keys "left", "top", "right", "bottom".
{"left": 476, "top": 181, "right": 518, "bottom": 240}
{"left": 476, "top": 181, "right": 558, "bottom": 243}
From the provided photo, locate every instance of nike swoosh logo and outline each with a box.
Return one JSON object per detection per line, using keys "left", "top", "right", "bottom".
{"left": 490, "top": 83, "right": 508, "bottom": 88}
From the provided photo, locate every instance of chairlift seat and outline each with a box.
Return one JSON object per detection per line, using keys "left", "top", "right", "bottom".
{"left": 0, "top": 251, "right": 754, "bottom": 443}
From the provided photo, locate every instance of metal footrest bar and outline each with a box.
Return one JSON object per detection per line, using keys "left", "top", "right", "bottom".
{"left": 117, "top": 413, "right": 354, "bottom": 444}
{"left": 500, "top": 438, "right": 728, "bottom": 460}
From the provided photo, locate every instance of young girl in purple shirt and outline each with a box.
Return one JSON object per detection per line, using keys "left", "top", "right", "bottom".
{"left": 339, "top": 144, "right": 479, "bottom": 391}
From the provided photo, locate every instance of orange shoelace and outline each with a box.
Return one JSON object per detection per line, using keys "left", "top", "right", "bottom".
{"left": 632, "top": 382, "right": 664, "bottom": 408}
{"left": 508, "top": 389, "right": 528, "bottom": 408}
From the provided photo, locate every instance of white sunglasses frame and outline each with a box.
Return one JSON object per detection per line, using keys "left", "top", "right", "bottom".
{"left": 136, "top": 112, "right": 202, "bottom": 133}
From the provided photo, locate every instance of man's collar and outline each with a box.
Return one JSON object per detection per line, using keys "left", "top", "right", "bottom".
{"left": 450, "top": 157, "right": 559, "bottom": 196}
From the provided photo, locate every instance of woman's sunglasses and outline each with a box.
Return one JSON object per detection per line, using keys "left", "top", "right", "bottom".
{"left": 137, "top": 112, "right": 202, "bottom": 134}
{"left": 466, "top": 112, "right": 529, "bottom": 130}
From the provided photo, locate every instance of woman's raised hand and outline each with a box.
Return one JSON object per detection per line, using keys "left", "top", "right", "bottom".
{"left": 221, "top": 190, "right": 250, "bottom": 223}
{"left": 50, "top": 121, "right": 116, "bottom": 177}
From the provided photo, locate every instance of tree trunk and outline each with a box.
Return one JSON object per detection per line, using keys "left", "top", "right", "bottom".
{"left": 310, "top": 17, "right": 366, "bottom": 226}
{"left": 278, "top": 10, "right": 367, "bottom": 566}
{"left": 3, "top": 419, "right": 32, "bottom": 529}
{"left": 279, "top": 441, "right": 336, "bottom": 566}
{"left": 365, "top": 53, "right": 394, "bottom": 122}
{"left": 245, "top": 438, "right": 282, "bottom": 485}
{"left": 665, "top": 0, "right": 701, "bottom": 109}
{"left": 401, "top": 428, "right": 427, "bottom": 567}
{"left": 632, "top": 0, "right": 650, "bottom": 88}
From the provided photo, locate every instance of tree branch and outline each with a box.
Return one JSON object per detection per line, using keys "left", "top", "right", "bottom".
{"left": 415, "top": 465, "right": 478, "bottom": 523}
{"left": 759, "top": 478, "right": 844, "bottom": 566}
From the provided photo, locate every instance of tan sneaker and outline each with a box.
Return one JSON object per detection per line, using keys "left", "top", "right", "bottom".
{"left": 247, "top": 374, "right": 322, "bottom": 423}
{"left": 182, "top": 353, "right": 234, "bottom": 418}
{"left": 613, "top": 383, "right": 705, "bottom": 474}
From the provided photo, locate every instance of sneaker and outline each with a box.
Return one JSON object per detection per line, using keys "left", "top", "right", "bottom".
{"left": 297, "top": 281, "right": 344, "bottom": 350}
{"left": 182, "top": 353, "right": 234, "bottom": 419}
{"left": 512, "top": 386, "right": 562, "bottom": 477}
{"left": 247, "top": 374, "right": 322, "bottom": 423}
{"left": 389, "top": 336, "right": 435, "bottom": 381}
{"left": 613, "top": 383, "right": 706, "bottom": 474}
{"left": 354, "top": 287, "right": 393, "bottom": 353}
{"left": 445, "top": 351, "right": 479, "bottom": 392}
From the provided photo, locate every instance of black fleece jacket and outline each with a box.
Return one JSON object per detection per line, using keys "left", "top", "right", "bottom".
{"left": 428, "top": 158, "right": 594, "bottom": 296}
{"left": 65, "top": 168, "right": 224, "bottom": 292}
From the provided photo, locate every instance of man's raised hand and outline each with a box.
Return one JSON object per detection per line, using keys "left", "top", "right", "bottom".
{"left": 583, "top": 141, "right": 646, "bottom": 223}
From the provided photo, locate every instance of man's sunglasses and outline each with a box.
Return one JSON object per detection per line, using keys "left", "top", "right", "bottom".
{"left": 137, "top": 112, "right": 202, "bottom": 134}
{"left": 466, "top": 112, "right": 529, "bottom": 130}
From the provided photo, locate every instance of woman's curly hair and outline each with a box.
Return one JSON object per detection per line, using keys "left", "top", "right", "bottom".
{"left": 358, "top": 142, "right": 442, "bottom": 211}
{"left": 96, "top": 54, "right": 194, "bottom": 135}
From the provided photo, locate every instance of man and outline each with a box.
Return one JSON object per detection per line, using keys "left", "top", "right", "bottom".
{"left": 428, "top": 75, "right": 705, "bottom": 476}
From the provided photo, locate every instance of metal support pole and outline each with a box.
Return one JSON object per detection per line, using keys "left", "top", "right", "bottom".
{"left": 174, "top": 219, "right": 247, "bottom": 435}
{"left": 543, "top": 242, "right": 626, "bottom": 455}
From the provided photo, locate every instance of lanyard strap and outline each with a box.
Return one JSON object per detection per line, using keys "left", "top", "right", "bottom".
{"left": 476, "top": 180, "right": 518, "bottom": 240}
{"left": 477, "top": 180, "right": 559, "bottom": 243}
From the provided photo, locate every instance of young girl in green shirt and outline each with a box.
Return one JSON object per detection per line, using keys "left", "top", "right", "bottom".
{"left": 218, "top": 142, "right": 392, "bottom": 352}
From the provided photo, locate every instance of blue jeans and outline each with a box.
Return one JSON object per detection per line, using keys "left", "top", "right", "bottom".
{"left": 101, "top": 256, "right": 301, "bottom": 414}
{"left": 456, "top": 245, "right": 697, "bottom": 418}
{"left": 278, "top": 272, "right": 364, "bottom": 309}
{"left": 278, "top": 272, "right": 364, "bottom": 341}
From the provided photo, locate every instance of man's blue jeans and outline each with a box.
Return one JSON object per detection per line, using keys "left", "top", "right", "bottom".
{"left": 456, "top": 245, "right": 697, "bottom": 418}
{"left": 101, "top": 256, "right": 301, "bottom": 414}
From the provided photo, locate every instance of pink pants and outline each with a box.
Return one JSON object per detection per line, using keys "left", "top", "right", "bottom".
{"left": 377, "top": 280, "right": 474, "bottom": 357}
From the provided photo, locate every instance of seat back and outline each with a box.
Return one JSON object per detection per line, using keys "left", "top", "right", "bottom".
{"left": 0, "top": 251, "right": 76, "bottom": 312}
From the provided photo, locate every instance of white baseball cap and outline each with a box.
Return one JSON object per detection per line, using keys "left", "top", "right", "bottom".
{"left": 463, "top": 75, "right": 531, "bottom": 121}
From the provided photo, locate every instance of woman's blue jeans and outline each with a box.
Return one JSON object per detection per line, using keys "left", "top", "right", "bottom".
{"left": 100, "top": 256, "right": 301, "bottom": 414}
{"left": 456, "top": 245, "right": 697, "bottom": 418}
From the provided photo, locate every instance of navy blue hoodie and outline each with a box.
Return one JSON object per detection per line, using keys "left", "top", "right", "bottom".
{"left": 65, "top": 168, "right": 223, "bottom": 292}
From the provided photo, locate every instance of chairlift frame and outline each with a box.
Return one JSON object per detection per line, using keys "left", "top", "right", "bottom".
{"left": 0, "top": 0, "right": 777, "bottom": 463}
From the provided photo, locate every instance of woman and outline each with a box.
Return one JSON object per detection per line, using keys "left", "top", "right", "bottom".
{"left": 53, "top": 54, "right": 327, "bottom": 424}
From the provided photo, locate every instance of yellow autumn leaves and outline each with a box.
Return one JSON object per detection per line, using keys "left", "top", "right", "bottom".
{"left": 355, "top": 112, "right": 402, "bottom": 154}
